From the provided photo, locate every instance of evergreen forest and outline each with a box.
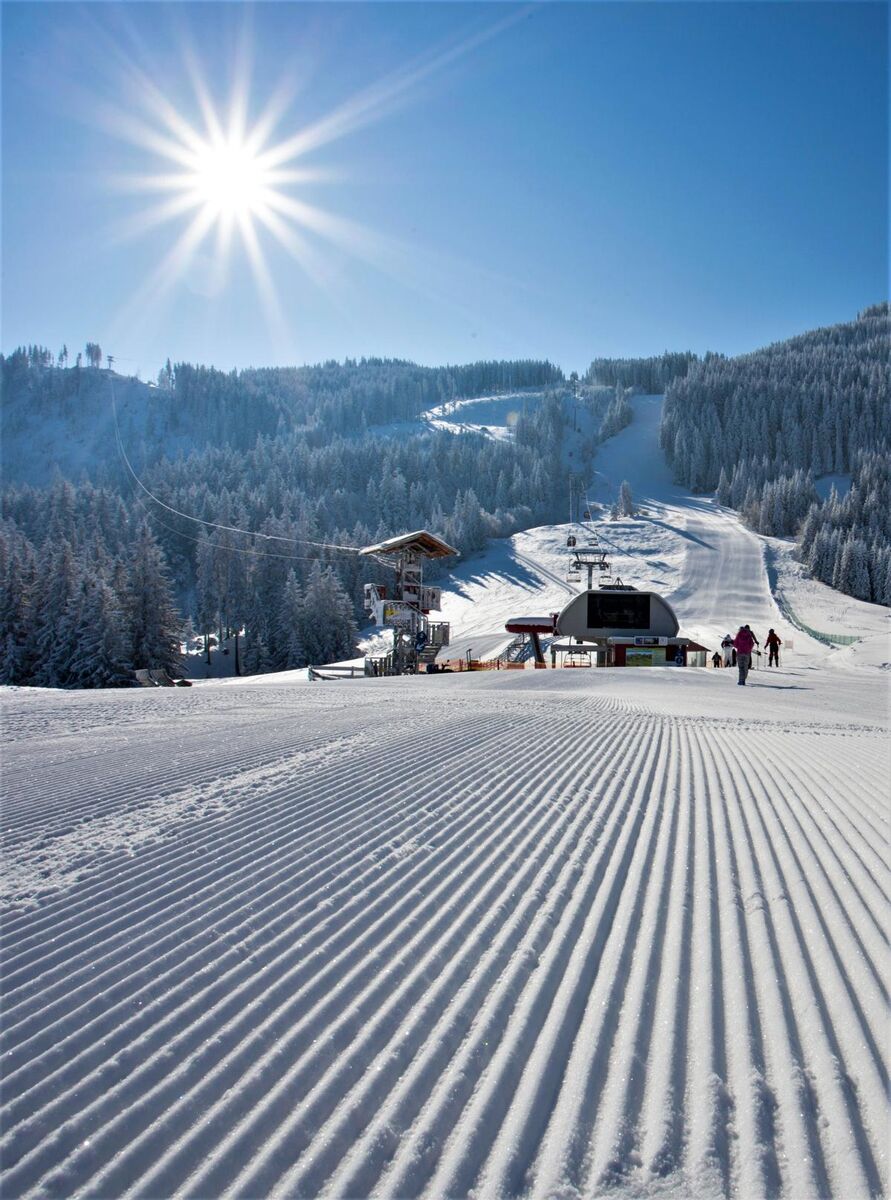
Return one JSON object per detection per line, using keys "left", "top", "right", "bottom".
{"left": 2, "top": 305, "right": 888, "bottom": 689}
{"left": 1, "top": 356, "right": 592, "bottom": 685}
{"left": 661, "top": 304, "right": 890, "bottom": 603}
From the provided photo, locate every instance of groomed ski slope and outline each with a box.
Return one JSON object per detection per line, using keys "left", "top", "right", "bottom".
{"left": 2, "top": 397, "right": 890, "bottom": 1200}
{"left": 1, "top": 667, "right": 888, "bottom": 1200}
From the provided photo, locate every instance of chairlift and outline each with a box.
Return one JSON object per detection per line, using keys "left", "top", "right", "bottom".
{"left": 583, "top": 509, "right": 591, "bottom": 520}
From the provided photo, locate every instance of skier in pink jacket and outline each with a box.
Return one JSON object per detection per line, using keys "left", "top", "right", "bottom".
{"left": 733, "top": 626, "right": 757, "bottom": 685}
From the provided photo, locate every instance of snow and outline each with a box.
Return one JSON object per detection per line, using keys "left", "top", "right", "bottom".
{"left": 366, "top": 390, "right": 546, "bottom": 441}
{"left": 369, "top": 387, "right": 604, "bottom": 447}
{"left": 2, "top": 394, "right": 889, "bottom": 1199}
{"left": 424, "top": 391, "right": 532, "bottom": 438}
{"left": 2, "top": 666, "right": 888, "bottom": 1199}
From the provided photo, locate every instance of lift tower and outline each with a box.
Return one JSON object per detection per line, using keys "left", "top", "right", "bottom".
{"left": 360, "top": 530, "right": 459, "bottom": 675}
{"left": 567, "top": 501, "right": 610, "bottom": 589}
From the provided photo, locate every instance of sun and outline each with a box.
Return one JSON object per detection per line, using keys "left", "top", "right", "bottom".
{"left": 188, "top": 137, "right": 270, "bottom": 218}
{"left": 105, "top": 74, "right": 345, "bottom": 346}
{"left": 101, "top": 13, "right": 524, "bottom": 351}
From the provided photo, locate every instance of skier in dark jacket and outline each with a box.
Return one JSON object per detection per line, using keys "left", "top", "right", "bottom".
{"left": 765, "top": 628, "right": 782, "bottom": 667}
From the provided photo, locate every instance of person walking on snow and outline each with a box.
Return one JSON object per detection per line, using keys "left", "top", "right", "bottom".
{"left": 721, "top": 634, "right": 734, "bottom": 667}
{"left": 744, "top": 624, "right": 761, "bottom": 670}
{"left": 733, "top": 625, "right": 757, "bottom": 685}
{"left": 765, "top": 628, "right": 782, "bottom": 667}
{"left": 712, "top": 651, "right": 722, "bottom": 669}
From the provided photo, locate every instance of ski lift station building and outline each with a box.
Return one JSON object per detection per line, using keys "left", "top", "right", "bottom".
{"left": 506, "top": 584, "right": 708, "bottom": 668}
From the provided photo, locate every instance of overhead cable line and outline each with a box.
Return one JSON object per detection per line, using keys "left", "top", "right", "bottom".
{"left": 129, "top": 491, "right": 347, "bottom": 566}
{"left": 108, "top": 373, "right": 363, "bottom": 556}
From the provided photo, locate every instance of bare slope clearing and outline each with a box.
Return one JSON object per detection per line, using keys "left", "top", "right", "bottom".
{"left": 1, "top": 665, "right": 888, "bottom": 1200}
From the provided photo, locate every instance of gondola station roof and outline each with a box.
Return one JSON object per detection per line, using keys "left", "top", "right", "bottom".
{"left": 358, "top": 530, "right": 459, "bottom": 559}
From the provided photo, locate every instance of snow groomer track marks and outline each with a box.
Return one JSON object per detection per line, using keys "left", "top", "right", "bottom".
{"left": 1, "top": 673, "right": 888, "bottom": 1200}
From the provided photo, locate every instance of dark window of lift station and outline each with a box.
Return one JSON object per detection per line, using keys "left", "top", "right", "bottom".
{"left": 586, "top": 593, "right": 651, "bottom": 629}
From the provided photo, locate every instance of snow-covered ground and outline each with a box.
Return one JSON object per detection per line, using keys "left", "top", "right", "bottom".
{"left": 2, "top": 396, "right": 889, "bottom": 1200}
{"left": 2, "top": 665, "right": 888, "bottom": 1200}
{"left": 368, "top": 388, "right": 547, "bottom": 441}
{"left": 423, "top": 391, "right": 531, "bottom": 439}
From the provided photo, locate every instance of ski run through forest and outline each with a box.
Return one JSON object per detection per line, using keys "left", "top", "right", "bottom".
{"left": 2, "top": 367, "right": 890, "bottom": 1199}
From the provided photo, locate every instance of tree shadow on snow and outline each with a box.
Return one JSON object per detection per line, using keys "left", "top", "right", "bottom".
{"left": 450, "top": 557, "right": 544, "bottom": 597}
{"left": 646, "top": 517, "right": 714, "bottom": 549}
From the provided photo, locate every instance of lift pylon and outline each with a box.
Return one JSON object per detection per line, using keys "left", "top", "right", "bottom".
{"left": 566, "top": 498, "right": 610, "bottom": 589}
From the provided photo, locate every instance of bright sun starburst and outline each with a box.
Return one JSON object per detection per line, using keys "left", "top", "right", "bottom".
{"left": 105, "top": 63, "right": 372, "bottom": 349}
{"left": 98, "top": 12, "right": 525, "bottom": 353}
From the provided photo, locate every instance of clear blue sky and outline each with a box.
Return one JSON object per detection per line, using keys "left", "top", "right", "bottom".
{"left": 2, "top": 2, "right": 887, "bottom": 377}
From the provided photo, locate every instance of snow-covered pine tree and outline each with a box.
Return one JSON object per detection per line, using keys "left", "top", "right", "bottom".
{"left": 300, "top": 563, "right": 357, "bottom": 666}
{"left": 618, "top": 480, "right": 636, "bottom": 517}
{"left": 0, "top": 529, "right": 36, "bottom": 684}
{"left": 31, "top": 541, "right": 83, "bottom": 687}
{"left": 278, "top": 569, "right": 306, "bottom": 669}
{"left": 127, "top": 522, "right": 183, "bottom": 675}
{"left": 837, "top": 535, "right": 872, "bottom": 601}
{"left": 63, "top": 577, "right": 131, "bottom": 688}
